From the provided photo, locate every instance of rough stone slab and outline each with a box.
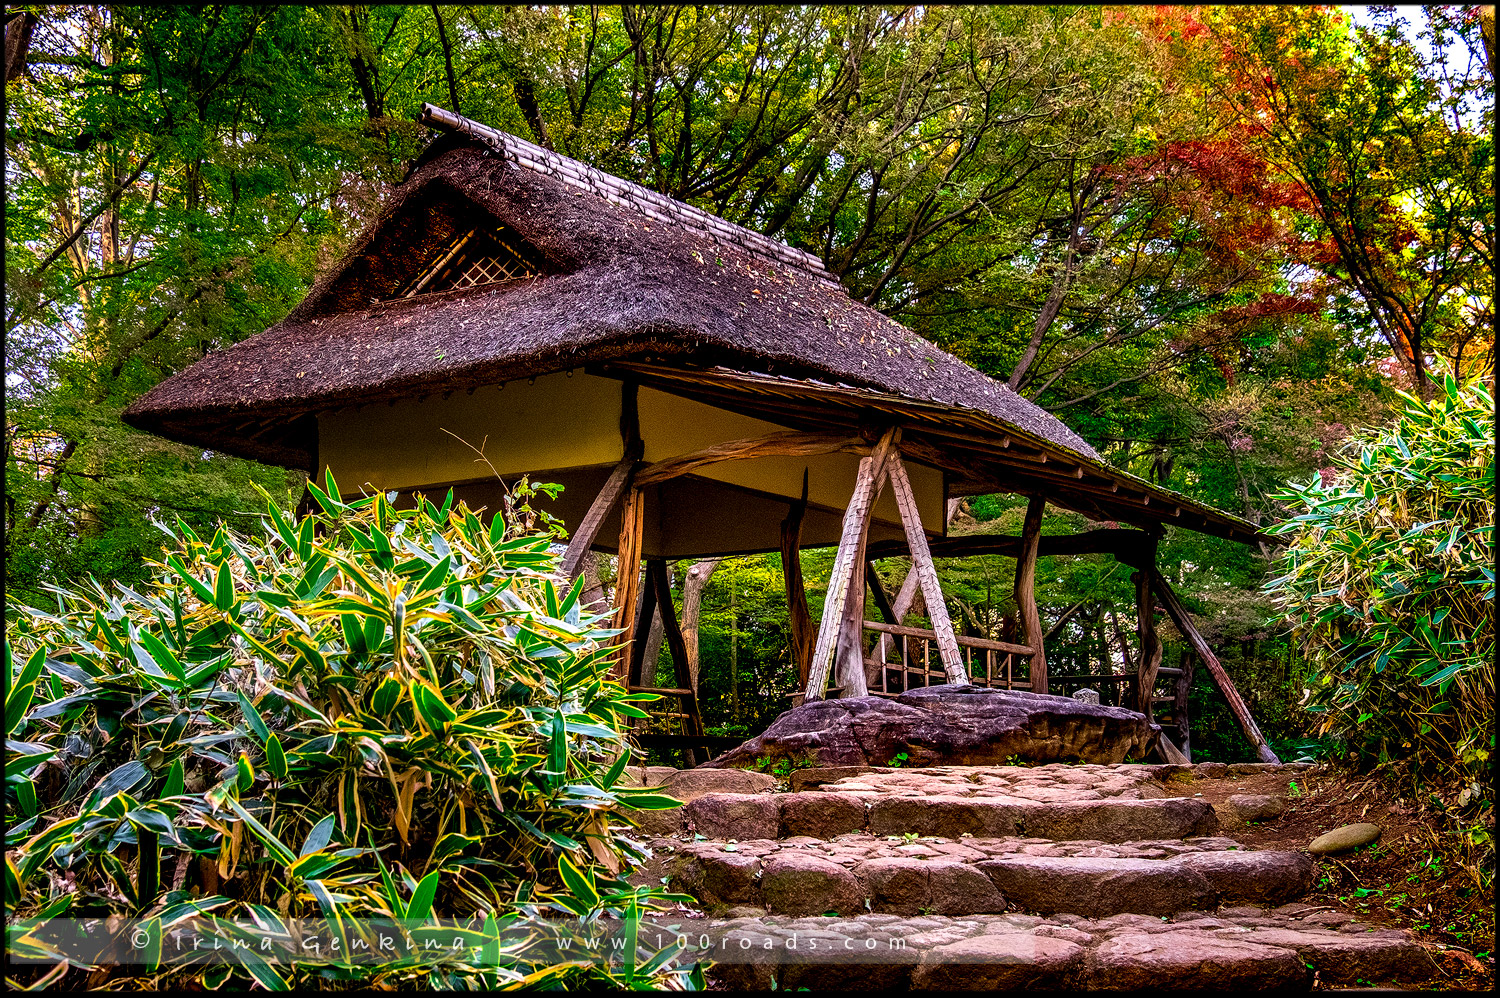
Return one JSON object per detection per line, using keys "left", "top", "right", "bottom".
{"left": 1171, "top": 850, "right": 1314, "bottom": 906}
{"left": 761, "top": 853, "right": 864, "bottom": 917}
{"left": 1223, "top": 793, "right": 1287, "bottom": 823}
{"left": 868, "top": 795, "right": 1022, "bottom": 838}
{"left": 690, "top": 909, "right": 1429, "bottom": 990}
{"left": 911, "top": 934, "right": 1084, "bottom": 990}
{"left": 1232, "top": 926, "right": 1431, "bottom": 982}
{"left": 1082, "top": 929, "right": 1308, "bottom": 989}
{"left": 669, "top": 851, "right": 762, "bottom": 909}
{"left": 779, "top": 792, "right": 869, "bottom": 838}
{"left": 978, "top": 855, "right": 1217, "bottom": 917}
{"left": 1017, "top": 798, "right": 1219, "bottom": 842}
{"left": 856, "top": 857, "right": 1007, "bottom": 916}
{"left": 706, "top": 686, "right": 1158, "bottom": 771}
{"left": 790, "top": 766, "right": 887, "bottom": 792}
{"left": 622, "top": 805, "right": 683, "bottom": 837}
{"left": 684, "top": 793, "right": 780, "bottom": 840}
{"left": 621, "top": 766, "right": 777, "bottom": 801}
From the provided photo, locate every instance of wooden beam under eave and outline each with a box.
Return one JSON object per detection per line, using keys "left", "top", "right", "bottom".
{"left": 633, "top": 430, "right": 871, "bottom": 488}
{"left": 1015, "top": 496, "right": 1048, "bottom": 694}
{"left": 865, "top": 528, "right": 1156, "bottom": 565}
{"left": 560, "top": 448, "right": 639, "bottom": 579}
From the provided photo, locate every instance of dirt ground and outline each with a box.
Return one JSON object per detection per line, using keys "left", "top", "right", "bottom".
{"left": 1175, "top": 766, "right": 1495, "bottom": 992}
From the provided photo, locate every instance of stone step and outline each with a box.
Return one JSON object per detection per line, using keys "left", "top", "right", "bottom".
{"left": 655, "top": 834, "right": 1312, "bottom": 918}
{"left": 651, "top": 790, "right": 1220, "bottom": 843}
{"left": 687, "top": 907, "right": 1432, "bottom": 991}
{"left": 623, "top": 762, "right": 1319, "bottom": 841}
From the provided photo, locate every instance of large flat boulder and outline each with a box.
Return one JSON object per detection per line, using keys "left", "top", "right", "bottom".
{"left": 706, "top": 685, "right": 1158, "bottom": 770}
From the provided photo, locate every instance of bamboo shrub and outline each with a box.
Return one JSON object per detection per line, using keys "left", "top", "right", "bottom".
{"left": 1264, "top": 373, "right": 1494, "bottom": 779}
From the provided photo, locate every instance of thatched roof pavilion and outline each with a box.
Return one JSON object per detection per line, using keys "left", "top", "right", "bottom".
{"left": 124, "top": 105, "right": 1279, "bottom": 764}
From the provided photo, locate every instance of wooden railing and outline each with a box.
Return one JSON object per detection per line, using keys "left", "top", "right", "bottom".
{"left": 861, "top": 621, "right": 1034, "bottom": 695}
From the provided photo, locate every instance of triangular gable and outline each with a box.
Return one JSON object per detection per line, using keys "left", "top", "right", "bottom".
{"left": 294, "top": 178, "right": 557, "bottom": 319}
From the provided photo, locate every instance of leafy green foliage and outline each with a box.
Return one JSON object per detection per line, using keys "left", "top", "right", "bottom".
{"left": 4, "top": 481, "right": 697, "bottom": 989}
{"left": 1265, "top": 374, "right": 1495, "bottom": 778}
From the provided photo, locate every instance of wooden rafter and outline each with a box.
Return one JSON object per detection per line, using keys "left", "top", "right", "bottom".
{"left": 560, "top": 448, "right": 640, "bottom": 579}
{"left": 865, "top": 528, "right": 1158, "bottom": 565}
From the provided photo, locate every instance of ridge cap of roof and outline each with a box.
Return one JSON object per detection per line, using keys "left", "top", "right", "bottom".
{"left": 417, "top": 103, "right": 838, "bottom": 286}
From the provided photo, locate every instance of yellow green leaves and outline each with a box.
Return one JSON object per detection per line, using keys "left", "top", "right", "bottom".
{"left": 5, "top": 647, "right": 45, "bottom": 736}
{"left": 411, "top": 682, "right": 457, "bottom": 739}
{"left": 370, "top": 674, "right": 403, "bottom": 715}
{"left": 556, "top": 852, "right": 600, "bottom": 913}
{"left": 236, "top": 753, "right": 255, "bottom": 792}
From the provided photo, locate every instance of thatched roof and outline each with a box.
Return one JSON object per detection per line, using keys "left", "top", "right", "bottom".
{"left": 122, "top": 109, "right": 1098, "bottom": 461}
{"left": 122, "top": 107, "right": 1271, "bottom": 546}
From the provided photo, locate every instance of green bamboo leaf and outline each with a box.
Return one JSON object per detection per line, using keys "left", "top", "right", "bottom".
{"left": 87, "top": 761, "right": 151, "bottom": 807}
{"left": 557, "top": 852, "right": 599, "bottom": 909}
{"left": 370, "top": 675, "right": 402, "bottom": 716}
{"left": 138, "top": 632, "right": 187, "bottom": 686}
{"left": 265, "top": 734, "right": 288, "bottom": 781}
{"left": 166, "top": 555, "right": 216, "bottom": 605}
{"left": 301, "top": 814, "right": 336, "bottom": 857}
{"left": 412, "top": 683, "right": 457, "bottom": 736}
{"left": 236, "top": 753, "right": 255, "bottom": 792}
{"left": 237, "top": 691, "right": 270, "bottom": 744}
{"left": 414, "top": 554, "right": 453, "bottom": 596}
{"left": 163, "top": 759, "right": 185, "bottom": 799}
{"left": 214, "top": 561, "right": 235, "bottom": 612}
{"left": 405, "top": 869, "right": 440, "bottom": 922}
{"left": 296, "top": 517, "right": 315, "bottom": 561}
{"left": 224, "top": 798, "right": 296, "bottom": 867}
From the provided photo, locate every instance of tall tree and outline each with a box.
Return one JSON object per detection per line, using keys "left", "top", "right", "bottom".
{"left": 1198, "top": 6, "right": 1494, "bottom": 396}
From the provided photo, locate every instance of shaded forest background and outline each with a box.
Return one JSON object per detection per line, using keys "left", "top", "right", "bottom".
{"left": 5, "top": 5, "right": 1494, "bottom": 762}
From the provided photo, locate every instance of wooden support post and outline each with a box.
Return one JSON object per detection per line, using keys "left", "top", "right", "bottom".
{"left": 1134, "top": 556, "right": 1162, "bottom": 721}
{"left": 805, "top": 428, "right": 898, "bottom": 701}
{"left": 1015, "top": 495, "right": 1048, "bottom": 694}
{"left": 1150, "top": 569, "right": 1281, "bottom": 764}
{"left": 1155, "top": 729, "right": 1191, "bottom": 764}
{"left": 627, "top": 560, "right": 662, "bottom": 686}
{"left": 610, "top": 485, "right": 645, "bottom": 680}
{"left": 837, "top": 553, "right": 871, "bottom": 697}
{"left": 1174, "top": 649, "right": 1194, "bottom": 761}
{"left": 780, "top": 472, "right": 815, "bottom": 688}
{"left": 886, "top": 453, "right": 966, "bottom": 685}
{"left": 650, "top": 560, "right": 708, "bottom": 765}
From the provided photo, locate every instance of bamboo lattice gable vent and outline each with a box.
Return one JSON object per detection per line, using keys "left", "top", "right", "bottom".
{"left": 392, "top": 225, "right": 547, "bottom": 300}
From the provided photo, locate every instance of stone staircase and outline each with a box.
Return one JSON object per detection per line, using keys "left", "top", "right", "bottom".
{"left": 622, "top": 762, "right": 1436, "bottom": 990}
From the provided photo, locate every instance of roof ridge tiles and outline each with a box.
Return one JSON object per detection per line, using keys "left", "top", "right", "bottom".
{"left": 418, "top": 103, "right": 838, "bottom": 286}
